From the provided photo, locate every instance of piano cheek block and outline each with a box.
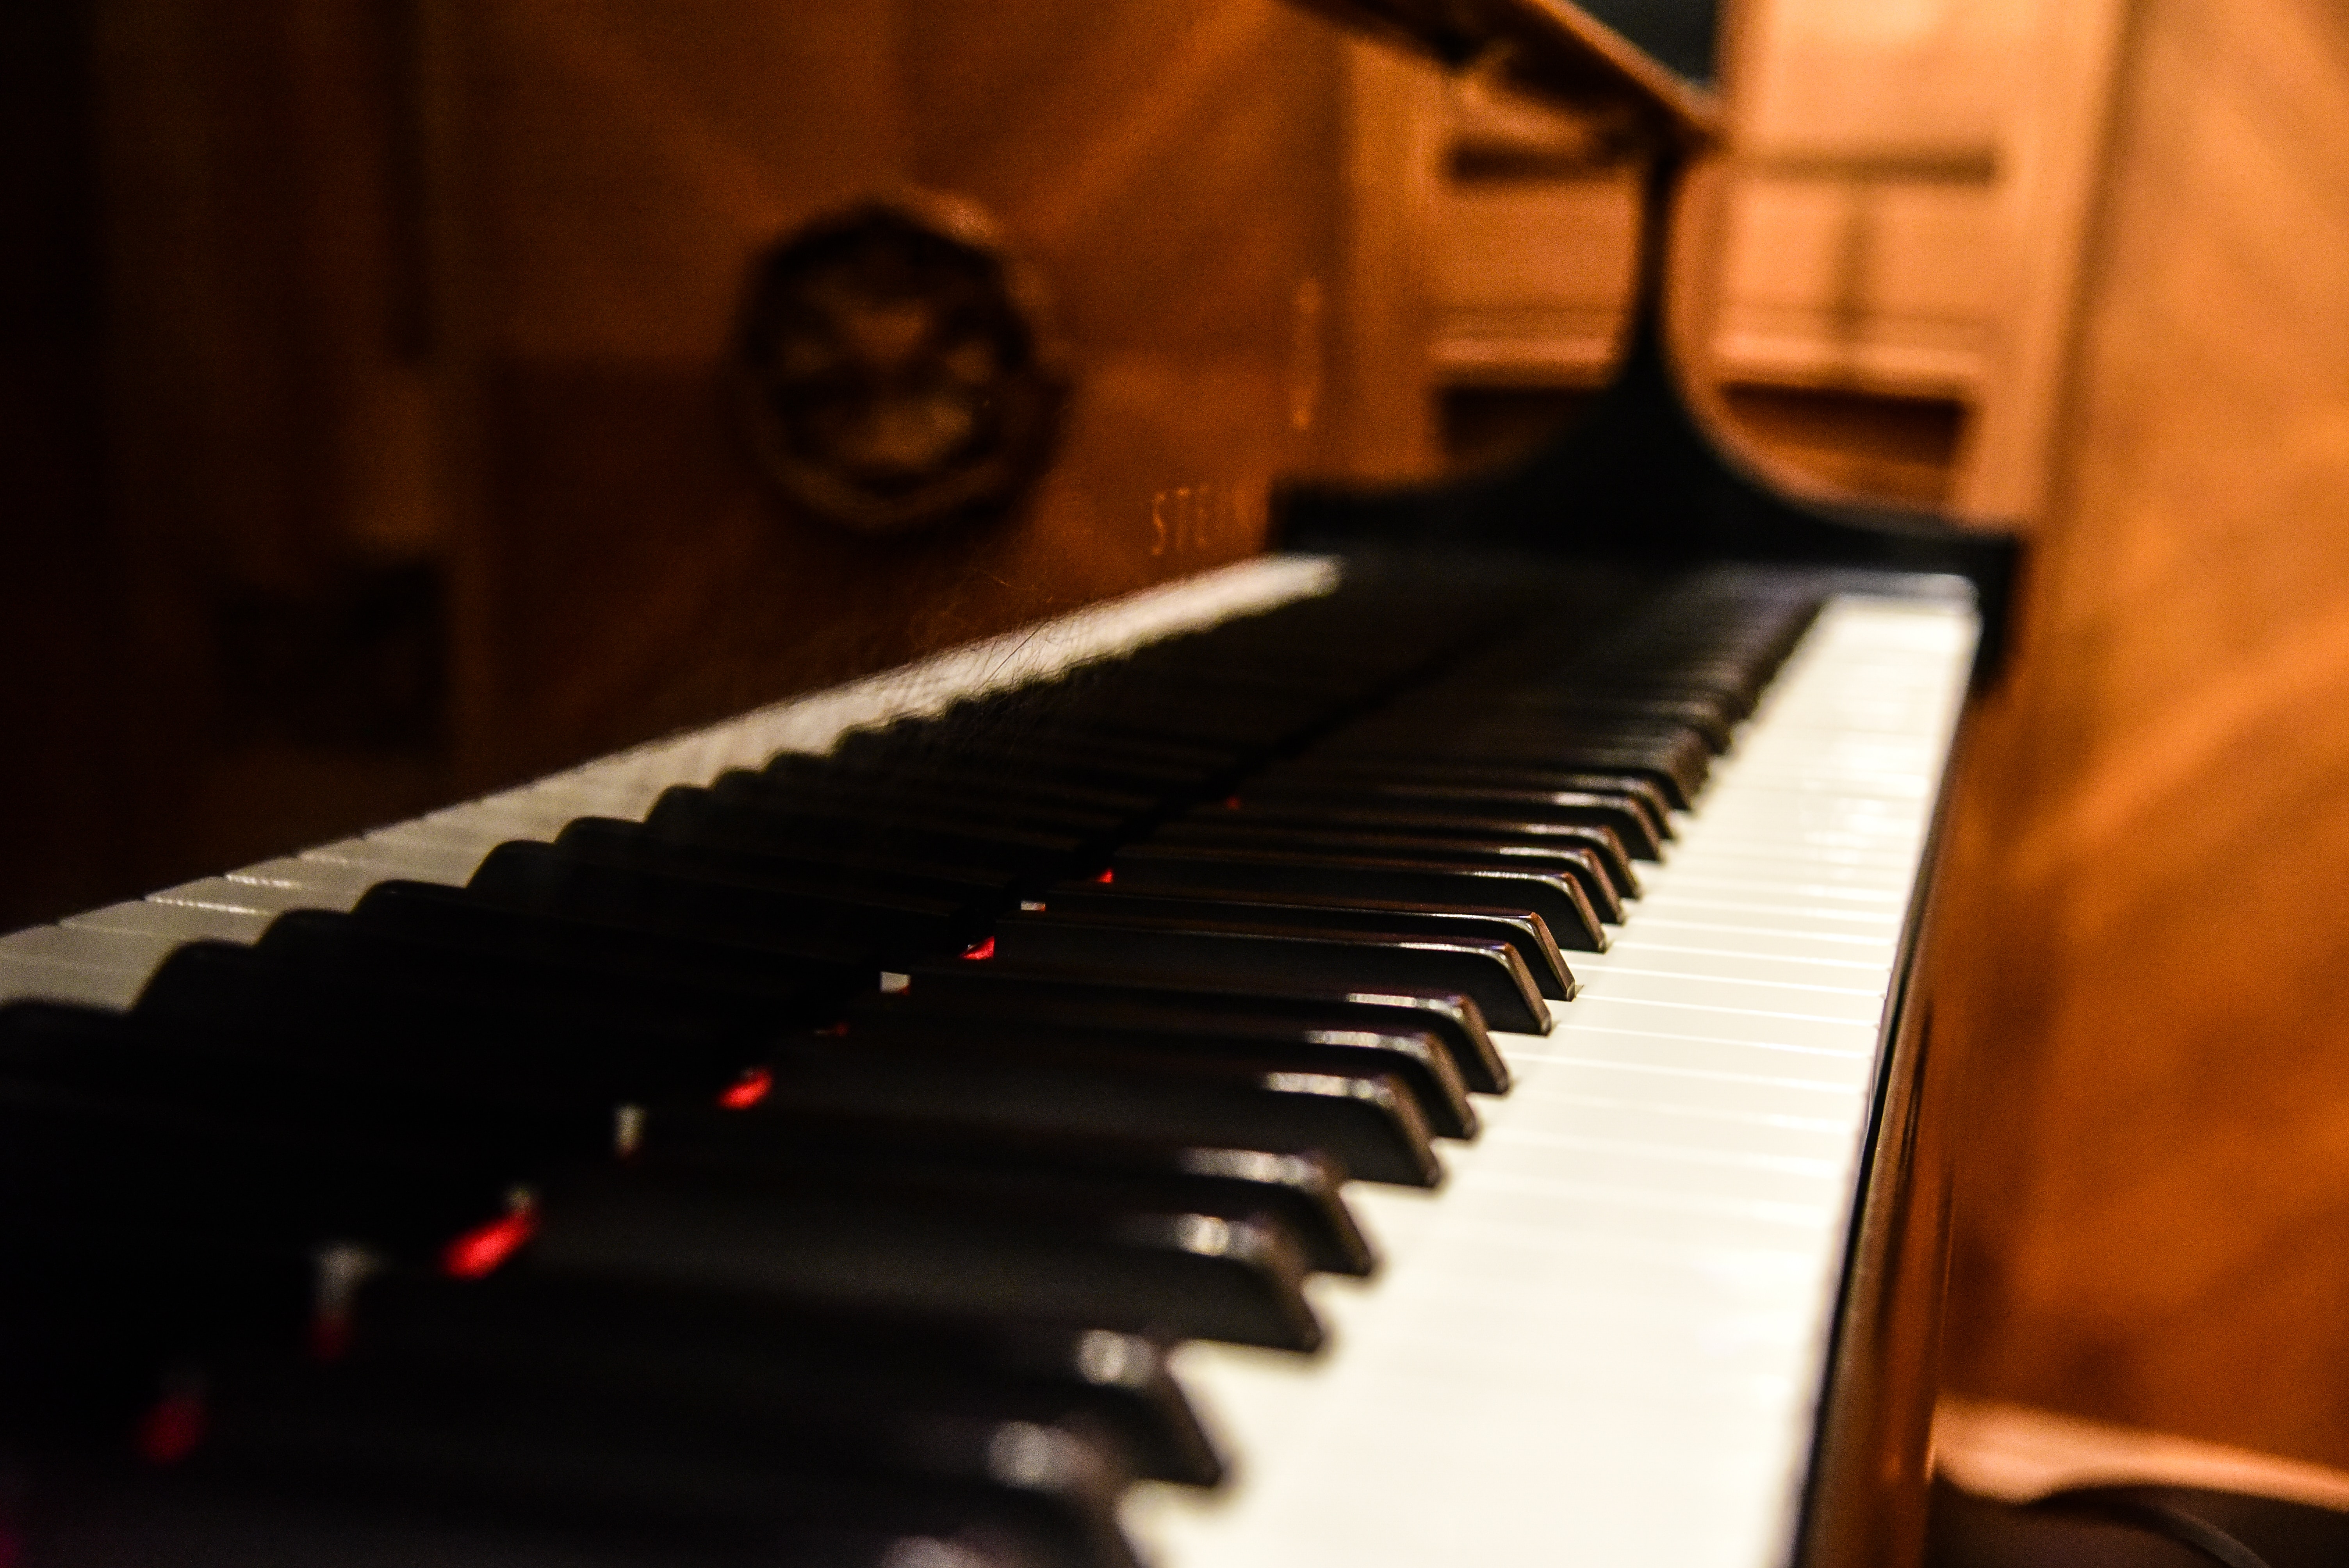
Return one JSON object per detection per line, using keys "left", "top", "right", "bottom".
{"left": 987, "top": 922, "right": 1551, "bottom": 1037}
{"left": 525, "top": 1186, "right": 1327, "bottom": 1354}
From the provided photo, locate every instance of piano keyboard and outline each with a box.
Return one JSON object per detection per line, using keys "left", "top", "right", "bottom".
{"left": 1128, "top": 586, "right": 1977, "bottom": 1568}
{"left": 0, "top": 554, "right": 1977, "bottom": 1567}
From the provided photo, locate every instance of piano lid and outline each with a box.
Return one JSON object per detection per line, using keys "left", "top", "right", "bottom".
{"left": 1287, "top": 0, "right": 1723, "bottom": 149}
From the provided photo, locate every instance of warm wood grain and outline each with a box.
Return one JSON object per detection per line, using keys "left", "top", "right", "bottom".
{"left": 430, "top": 0, "right": 1355, "bottom": 788}
{"left": 8, "top": 0, "right": 1379, "bottom": 916}
{"left": 1934, "top": 0, "right": 2349, "bottom": 1469}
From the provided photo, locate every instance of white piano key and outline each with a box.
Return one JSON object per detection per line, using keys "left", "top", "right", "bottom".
{"left": 1600, "top": 943, "right": 1894, "bottom": 981}
{"left": 0, "top": 922, "right": 178, "bottom": 1008}
{"left": 1627, "top": 918, "right": 1898, "bottom": 957}
{"left": 62, "top": 897, "right": 273, "bottom": 946}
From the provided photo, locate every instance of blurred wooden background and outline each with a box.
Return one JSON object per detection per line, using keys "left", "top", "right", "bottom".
{"left": 5, "top": 0, "right": 2349, "bottom": 1481}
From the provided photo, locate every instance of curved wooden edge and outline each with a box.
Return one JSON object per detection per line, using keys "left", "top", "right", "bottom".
{"left": 1935, "top": 1400, "right": 2349, "bottom": 1515}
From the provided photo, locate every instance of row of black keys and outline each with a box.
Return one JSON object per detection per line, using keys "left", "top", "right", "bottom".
{"left": 0, "top": 568, "right": 1823, "bottom": 1568}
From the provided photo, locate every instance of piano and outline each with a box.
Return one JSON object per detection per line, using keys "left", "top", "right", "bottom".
{"left": 0, "top": 3, "right": 2019, "bottom": 1565}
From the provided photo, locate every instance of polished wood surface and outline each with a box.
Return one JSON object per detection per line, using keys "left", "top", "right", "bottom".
{"left": 5, "top": 0, "right": 1376, "bottom": 927}
{"left": 1933, "top": 0, "right": 2349, "bottom": 1469}
{"left": 429, "top": 0, "right": 1350, "bottom": 784}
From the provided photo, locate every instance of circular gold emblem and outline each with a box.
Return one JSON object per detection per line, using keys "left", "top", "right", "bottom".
{"left": 734, "top": 197, "right": 1069, "bottom": 537}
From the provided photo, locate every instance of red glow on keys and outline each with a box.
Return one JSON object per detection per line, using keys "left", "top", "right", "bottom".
{"left": 815, "top": 1021, "right": 850, "bottom": 1037}
{"left": 961, "top": 937, "right": 996, "bottom": 961}
{"left": 1093, "top": 868, "right": 1115, "bottom": 884}
{"left": 442, "top": 1206, "right": 538, "bottom": 1279}
{"left": 135, "top": 1389, "right": 206, "bottom": 1465}
{"left": 718, "top": 1066, "right": 773, "bottom": 1109}
{"left": 1223, "top": 795, "right": 1242, "bottom": 809}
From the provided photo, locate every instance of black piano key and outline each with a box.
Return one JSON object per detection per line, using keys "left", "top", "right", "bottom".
{"left": 1142, "top": 822, "right": 1627, "bottom": 927}
{"left": 136, "top": 941, "right": 762, "bottom": 1110}
{"left": 750, "top": 1034, "right": 1442, "bottom": 1188}
{"left": 347, "top": 880, "right": 891, "bottom": 1001}
{"left": 526, "top": 1162, "right": 1326, "bottom": 1352}
{"left": 267, "top": 902, "right": 868, "bottom": 1025}
{"left": 761, "top": 752, "right": 1159, "bottom": 824}
{"left": 559, "top": 814, "right": 1020, "bottom": 919}
{"left": 843, "top": 1003, "right": 1474, "bottom": 1143}
{"left": 1258, "top": 759, "right": 1679, "bottom": 857}
{"left": 877, "top": 966, "right": 1510, "bottom": 1095}
{"left": 643, "top": 1105, "right": 1373, "bottom": 1276}
{"left": 0, "top": 999, "right": 614, "bottom": 1169}
{"left": 1109, "top": 839, "right": 1607, "bottom": 957}
{"left": 710, "top": 768, "right": 1131, "bottom": 851}
{"left": 986, "top": 912, "right": 1550, "bottom": 1037}
{"left": 832, "top": 728, "right": 1226, "bottom": 800}
{"left": 469, "top": 838, "right": 982, "bottom": 963}
{"left": 346, "top": 1269, "right": 1226, "bottom": 1487}
{"left": 1236, "top": 779, "right": 1664, "bottom": 860}
{"left": 1029, "top": 886, "right": 1576, "bottom": 1000}
{"left": 1311, "top": 729, "right": 1709, "bottom": 808}
{"left": 1164, "top": 806, "right": 1640, "bottom": 906}
{"left": 37, "top": 1482, "right": 1091, "bottom": 1568}
{"left": 1394, "top": 690, "right": 1738, "bottom": 752}
{"left": 647, "top": 787, "right": 1092, "bottom": 891}
{"left": 187, "top": 1347, "right": 1144, "bottom": 1568}
{"left": 0, "top": 1076, "right": 516, "bottom": 1266}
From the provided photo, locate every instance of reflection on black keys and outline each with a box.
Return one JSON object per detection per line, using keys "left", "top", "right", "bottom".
{"left": 1238, "top": 778, "right": 1664, "bottom": 860}
{"left": 1313, "top": 727, "right": 1711, "bottom": 811}
{"left": 528, "top": 1156, "right": 1325, "bottom": 1352}
{"left": 1032, "top": 886, "right": 1575, "bottom": 1001}
{"left": 751, "top": 1033, "right": 1441, "bottom": 1189}
{"left": 649, "top": 1105, "right": 1374, "bottom": 1276}
{"left": 846, "top": 1002, "right": 1471, "bottom": 1144}
{"left": 1418, "top": 690, "right": 1739, "bottom": 751}
{"left": 884, "top": 965, "right": 1510, "bottom": 1096}
{"left": 1165, "top": 806, "right": 1639, "bottom": 907}
{"left": 1281, "top": 764, "right": 1680, "bottom": 844}
{"left": 1144, "top": 820, "right": 1627, "bottom": 928}
{"left": 988, "top": 910, "right": 1549, "bottom": 1037}
{"left": 1111, "top": 841, "right": 1608, "bottom": 955}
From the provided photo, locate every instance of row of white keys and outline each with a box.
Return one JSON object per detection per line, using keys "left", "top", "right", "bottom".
{"left": 0, "top": 556, "right": 1340, "bottom": 1012}
{"left": 1124, "top": 591, "right": 1980, "bottom": 1568}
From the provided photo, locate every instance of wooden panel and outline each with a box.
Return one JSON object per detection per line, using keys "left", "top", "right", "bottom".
{"left": 440, "top": 0, "right": 1352, "bottom": 787}
{"left": 1934, "top": 0, "right": 2349, "bottom": 1469}
{"left": 1431, "top": 174, "right": 1636, "bottom": 385}
{"left": 0, "top": 0, "right": 1385, "bottom": 915}
{"left": 0, "top": 0, "right": 145, "bottom": 930}
{"left": 1714, "top": 173, "right": 1999, "bottom": 397}
{"left": 1706, "top": 0, "right": 2130, "bottom": 521}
